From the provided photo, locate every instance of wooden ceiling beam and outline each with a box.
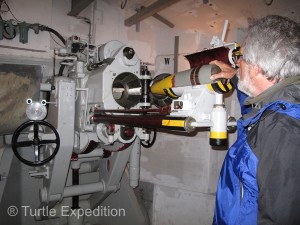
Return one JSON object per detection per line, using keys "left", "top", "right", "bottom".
{"left": 152, "top": 13, "right": 174, "bottom": 28}
{"left": 136, "top": 6, "right": 175, "bottom": 28}
{"left": 125, "top": 0, "right": 181, "bottom": 27}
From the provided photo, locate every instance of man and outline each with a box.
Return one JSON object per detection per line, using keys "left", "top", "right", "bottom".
{"left": 210, "top": 15, "right": 300, "bottom": 225}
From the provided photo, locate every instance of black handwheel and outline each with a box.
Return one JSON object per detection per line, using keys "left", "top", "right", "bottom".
{"left": 11, "top": 120, "right": 60, "bottom": 166}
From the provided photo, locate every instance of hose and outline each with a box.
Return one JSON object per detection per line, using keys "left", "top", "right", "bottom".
{"left": 39, "top": 25, "right": 66, "bottom": 46}
{"left": 141, "top": 129, "right": 157, "bottom": 148}
{"left": 58, "top": 64, "right": 65, "bottom": 76}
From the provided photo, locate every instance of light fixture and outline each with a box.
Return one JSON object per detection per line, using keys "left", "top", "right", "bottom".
{"left": 26, "top": 99, "right": 47, "bottom": 121}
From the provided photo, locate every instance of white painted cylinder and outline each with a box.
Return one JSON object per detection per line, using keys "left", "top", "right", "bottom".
{"left": 129, "top": 138, "right": 141, "bottom": 188}
{"left": 210, "top": 104, "right": 228, "bottom": 146}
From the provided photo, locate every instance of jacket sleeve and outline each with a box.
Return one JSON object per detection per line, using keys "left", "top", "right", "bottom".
{"left": 248, "top": 111, "right": 300, "bottom": 225}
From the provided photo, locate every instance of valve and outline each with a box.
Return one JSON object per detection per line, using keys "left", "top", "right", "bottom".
{"left": 11, "top": 120, "right": 60, "bottom": 166}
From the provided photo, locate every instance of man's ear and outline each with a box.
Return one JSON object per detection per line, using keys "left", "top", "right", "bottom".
{"left": 253, "top": 64, "right": 264, "bottom": 77}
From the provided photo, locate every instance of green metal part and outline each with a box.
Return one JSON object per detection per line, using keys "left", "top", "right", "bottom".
{"left": 19, "top": 21, "right": 30, "bottom": 44}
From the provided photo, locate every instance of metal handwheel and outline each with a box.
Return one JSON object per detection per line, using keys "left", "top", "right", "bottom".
{"left": 11, "top": 120, "right": 60, "bottom": 166}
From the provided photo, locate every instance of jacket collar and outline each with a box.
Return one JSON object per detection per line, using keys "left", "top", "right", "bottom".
{"left": 244, "top": 76, "right": 300, "bottom": 108}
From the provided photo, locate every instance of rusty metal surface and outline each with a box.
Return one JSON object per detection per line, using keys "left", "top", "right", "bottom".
{"left": 185, "top": 47, "right": 230, "bottom": 68}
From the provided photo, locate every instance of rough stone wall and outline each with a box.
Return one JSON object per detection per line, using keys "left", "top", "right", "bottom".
{"left": 0, "top": 72, "right": 37, "bottom": 135}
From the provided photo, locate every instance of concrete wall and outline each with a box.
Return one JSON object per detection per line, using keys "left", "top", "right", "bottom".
{"left": 0, "top": 0, "right": 243, "bottom": 224}
{"left": 141, "top": 93, "right": 240, "bottom": 224}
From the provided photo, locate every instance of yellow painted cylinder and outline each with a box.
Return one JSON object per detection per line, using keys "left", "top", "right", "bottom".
{"left": 150, "top": 74, "right": 175, "bottom": 95}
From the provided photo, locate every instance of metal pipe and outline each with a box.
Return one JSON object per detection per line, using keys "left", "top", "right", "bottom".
{"left": 129, "top": 138, "right": 141, "bottom": 188}
{"left": 215, "top": 93, "right": 224, "bottom": 105}
{"left": 63, "top": 182, "right": 104, "bottom": 198}
{"left": 72, "top": 169, "right": 79, "bottom": 209}
{"left": 90, "top": 114, "right": 196, "bottom": 132}
{"left": 92, "top": 106, "right": 170, "bottom": 115}
{"left": 191, "top": 121, "right": 212, "bottom": 127}
{"left": 174, "top": 36, "right": 179, "bottom": 73}
{"left": 221, "top": 20, "right": 229, "bottom": 42}
{"left": 62, "top": 182, "right": 119, "bottom": 198}
{"left": 71, "top": 157, "right": 99, "bottom": 167}
{"left": 78, "top": 161, "right": 100, "bottom": 174}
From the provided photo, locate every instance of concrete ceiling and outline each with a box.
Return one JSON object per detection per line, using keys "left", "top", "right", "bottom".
{"left": 122, "top": 0, "right": 300, "bottom": 35}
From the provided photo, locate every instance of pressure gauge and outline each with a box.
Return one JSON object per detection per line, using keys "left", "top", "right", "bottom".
{"left": 26, "top": 99, "right": 47, "bottom": 121}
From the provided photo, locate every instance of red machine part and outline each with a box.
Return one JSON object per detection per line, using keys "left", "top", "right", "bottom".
{"left": 185, "top": 47, "right": 230, "bottom": 68}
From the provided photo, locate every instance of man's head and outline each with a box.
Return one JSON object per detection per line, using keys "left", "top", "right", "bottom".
{"left": 237, "top": 15, "right": 300, "bottom": 97}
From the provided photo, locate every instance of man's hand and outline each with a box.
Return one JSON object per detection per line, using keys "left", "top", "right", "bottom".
{"left": 209, "top": 60, "right": 237, "bottom": 81}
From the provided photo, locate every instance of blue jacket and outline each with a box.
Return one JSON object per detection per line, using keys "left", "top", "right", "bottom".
{"left": 213, "top": 100, "right": 300, "bottom": 225}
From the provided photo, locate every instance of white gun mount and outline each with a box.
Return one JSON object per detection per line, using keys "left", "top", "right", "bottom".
{"left": 10, "top": 35, "right": 238, "bottom": 225}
